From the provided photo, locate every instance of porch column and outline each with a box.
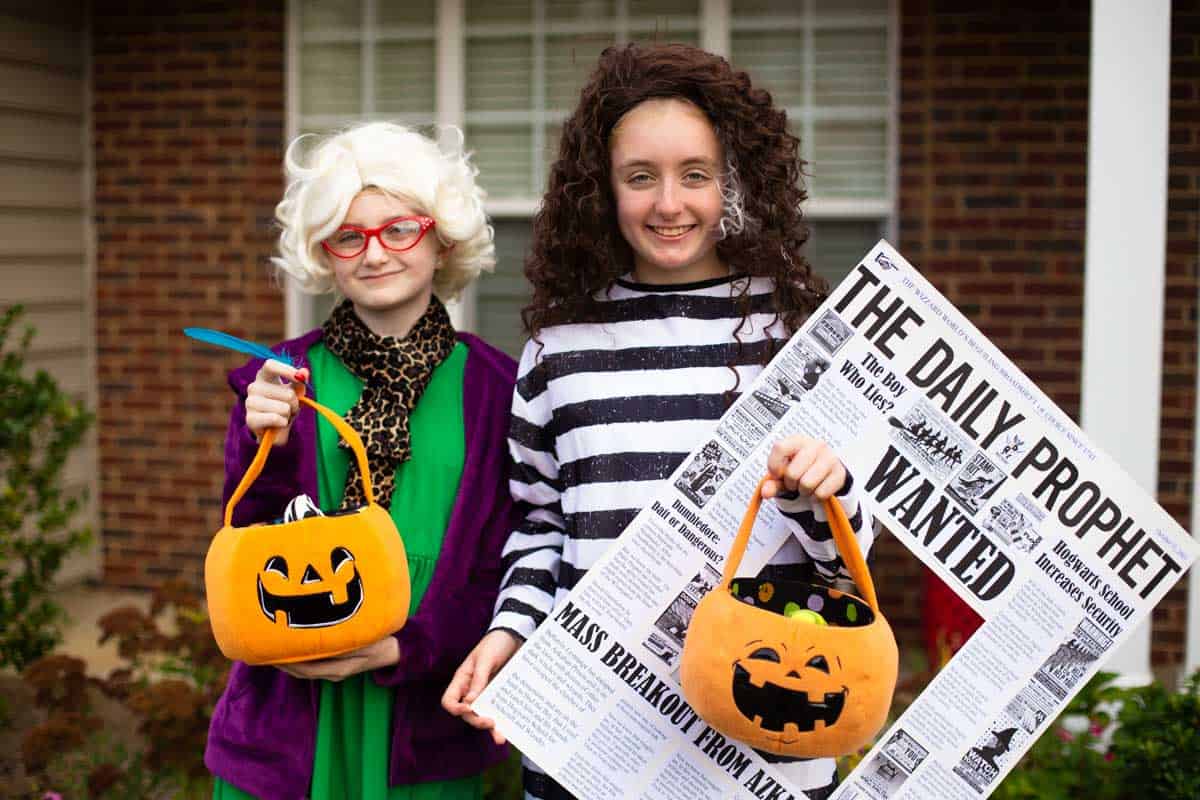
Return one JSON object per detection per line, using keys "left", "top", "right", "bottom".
{"left": 1188, "top": 331, "right": 1200, "bottom": 678}
{"left": 1080, "top": 0, "right": 1171, "bottom": 686}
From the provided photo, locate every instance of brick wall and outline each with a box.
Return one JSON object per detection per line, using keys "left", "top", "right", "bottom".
{"left": 1155, "top": 3, "right": 1200, "bottom": 668}
{"left": 93, "top": 2, "right": 285, "bottom": 590}
{"left": 897, "top": 1, "right": 1197, "bottom": 668}
{"left": 891, "top": 0, "right": 1091, "bottom": 661}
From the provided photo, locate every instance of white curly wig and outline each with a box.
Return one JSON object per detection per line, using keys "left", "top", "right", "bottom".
{"left": 272, "top": 121, "right": 495, "bottom": 301}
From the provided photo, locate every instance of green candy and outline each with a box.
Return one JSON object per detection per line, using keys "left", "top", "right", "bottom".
{"left": 784, "top": 604, "right": 827, "bottom": 626}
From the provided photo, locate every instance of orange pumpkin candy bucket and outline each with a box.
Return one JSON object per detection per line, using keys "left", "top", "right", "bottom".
{"left": 205, "top": 389, "right": 410, "bottom": 666}
{"left": 680, "top": 477, "right": 898, "bottom": 757}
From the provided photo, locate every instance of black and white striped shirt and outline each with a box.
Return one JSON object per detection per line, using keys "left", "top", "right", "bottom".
{"left": 493, "top": 273, "right": 874, "bottom": 639}
{"left": 490, "top": 273, "right": 874, "bottom": 798}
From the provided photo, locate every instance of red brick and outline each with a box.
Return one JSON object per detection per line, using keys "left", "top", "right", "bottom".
{"left": 95, "top": 6, "right": 285, "bottom": 593}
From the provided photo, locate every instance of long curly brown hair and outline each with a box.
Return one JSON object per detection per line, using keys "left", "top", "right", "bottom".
{"left": 522, "top": 42, "right": 827, "bottom": 342}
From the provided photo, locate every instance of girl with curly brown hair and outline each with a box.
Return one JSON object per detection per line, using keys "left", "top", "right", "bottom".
{"left": 442, "top": 43, "right": 875, "bottom": 800}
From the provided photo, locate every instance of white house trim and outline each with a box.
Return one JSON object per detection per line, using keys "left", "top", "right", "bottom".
{"left": 1188, "top": 250, "right": 1200, "bottom": 680}
{"left": 436, "top": 0, "right": 471, "bottom": 332}
{"left": 700, "top": 0, "right": 730, "bottom": 57}
{"left": 284, "top": 0, "right": 305, "bottom": 338}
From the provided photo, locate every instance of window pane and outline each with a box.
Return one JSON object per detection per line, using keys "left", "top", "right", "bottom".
{"left": 737, "top": 0, "right": 890, "bottom": 16}
{"left": 547, "top": 0, "right": 615, "bottom": 22}
{"left": 466, "top": 125, "right": 534, "bottom": 198}
{"left": 377, "top": 0, "right": 435, "bottom": 26}
{"left": 376, "top": 42, "right": 436, "bottom": 114}
{"left": 628, "top": 0, "right": 699, "bottom": 38}
{"left": 465, "top": 0, "right": 532, "bottom": 24}
{"left": 464, "top": 2, "right": 698, "bottom": 208}
{"left": 732, "top": 0, "right": 891, "bottom": 205}
{"left": 730, "top": 31, "right": 806, "bottom": 108}
{"left": 810, "top": 120, "right": 886, "bottom": 198}
{"left": 466, "top": 37, "right": 533, "bottom": 111}
{"left": 301, "top": 43, "right": 362, "bottom": 117}
{"left": 476, "top": 219, "right": 533, "bottom": 358}
{"left": 813, "top": 27, "right": 888, "bottom": 108}
{"left": 546, "top": 33, "right": 616, "bottom": 111}
{"left": 629, "top": 31, "right": 699, "bottom": 47}
{"left": 805, "top": 218, "right": 885, "bottom": 288}
{"left": 301, "top": 0, "right": 361, "bottom": 32}
{"left": 813, "top": 0, "right": 888, "bottom": 15}
{"left": 630, "top": 0, "right": 698, "bottom": 15}
{"left": 732, "top": 0, "right": 799, "bottom": 12}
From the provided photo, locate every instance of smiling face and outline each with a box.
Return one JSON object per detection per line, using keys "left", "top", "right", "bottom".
{"left": 732, "top": 640, "right": 848, "bottom": 739}
{"left": 325, "top": 190, "right": 444, "bottom": 337}
{"left": 680, "top": 576, "right": 898, "bottom": 757}
{"left": 609, "top": 98, "right": 727, "bottom": 285}
{"left": 257, "top": 546, "right": 364, "bottom": 628}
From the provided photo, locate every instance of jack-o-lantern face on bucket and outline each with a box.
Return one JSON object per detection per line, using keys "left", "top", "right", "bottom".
{"left": 205, "top": 393, "right": 411, "bottom": 666}
{"left": 257, "top": 546, "right": 364, "bottom": 628}
{"left": 732, "top": 640, "right": 847, "bottom": 737}
{"left": 680, "top": 481, "right": 898, "bottom": 758}
{"left": 682, "top": 577, "right": 896, "bottom": 757}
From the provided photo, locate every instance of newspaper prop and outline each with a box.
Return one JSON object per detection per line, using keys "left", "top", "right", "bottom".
{"left": 473, "top": 241, "right": 1197, "bottom": 800}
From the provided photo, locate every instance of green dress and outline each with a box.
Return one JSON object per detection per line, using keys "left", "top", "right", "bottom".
{"left": 214, "top": 341, "right": 480, "bottom": 800}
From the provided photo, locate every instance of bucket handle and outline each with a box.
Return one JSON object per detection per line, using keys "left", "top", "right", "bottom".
{"left": 718, "top": 477, "right": 879, "bottom": 613}
{"left": 223, "top": 385, "right": 375, "bottom": 526}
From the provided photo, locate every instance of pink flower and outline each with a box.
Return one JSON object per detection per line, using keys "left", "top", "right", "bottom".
{"left": 1089, "top": 723, "right": 1106, "bottom": 736}
{"left": 1056, "top": 727, "right": 1075, "bottom": 742}
{"left": 43, "top": 793, "right": 63, "bottom": 800}
{"left": 1105, "top": 752, "right": 1115, "bottom": 762}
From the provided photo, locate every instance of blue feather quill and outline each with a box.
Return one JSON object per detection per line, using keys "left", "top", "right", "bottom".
{"left": 183, "top": 327, "right": 295, "bottom": 365}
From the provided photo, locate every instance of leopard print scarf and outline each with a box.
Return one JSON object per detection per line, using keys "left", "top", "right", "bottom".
{"left": 321, "top": 298, "right": 457, "bottom": 509}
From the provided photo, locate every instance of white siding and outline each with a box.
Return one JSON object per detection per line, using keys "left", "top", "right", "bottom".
{"left": 0, "top": 6, "right": 97, "bottom": 582}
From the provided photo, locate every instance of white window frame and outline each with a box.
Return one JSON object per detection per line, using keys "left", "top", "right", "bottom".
{"left": 284, "top": 0, "right": 898, "bottom": 337}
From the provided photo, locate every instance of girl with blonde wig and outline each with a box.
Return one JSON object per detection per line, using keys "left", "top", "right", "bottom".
{"left": 206, "top": 121, "right": 516, "bottom": 800}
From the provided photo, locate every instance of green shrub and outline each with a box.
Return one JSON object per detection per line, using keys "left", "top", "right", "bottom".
{"left": 995, "top": 669, "right": 1200, "bottom": 800}
{"left": 0, "top": 305, "right": 94, "bottom": 671}
{"left": 1106, "top": 670, "right": 1200, "bottom": 800}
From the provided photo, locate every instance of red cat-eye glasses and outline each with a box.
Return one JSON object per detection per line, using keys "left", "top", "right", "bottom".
{"left": 320, "top": 215, "right": 437, "bottom": 259}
